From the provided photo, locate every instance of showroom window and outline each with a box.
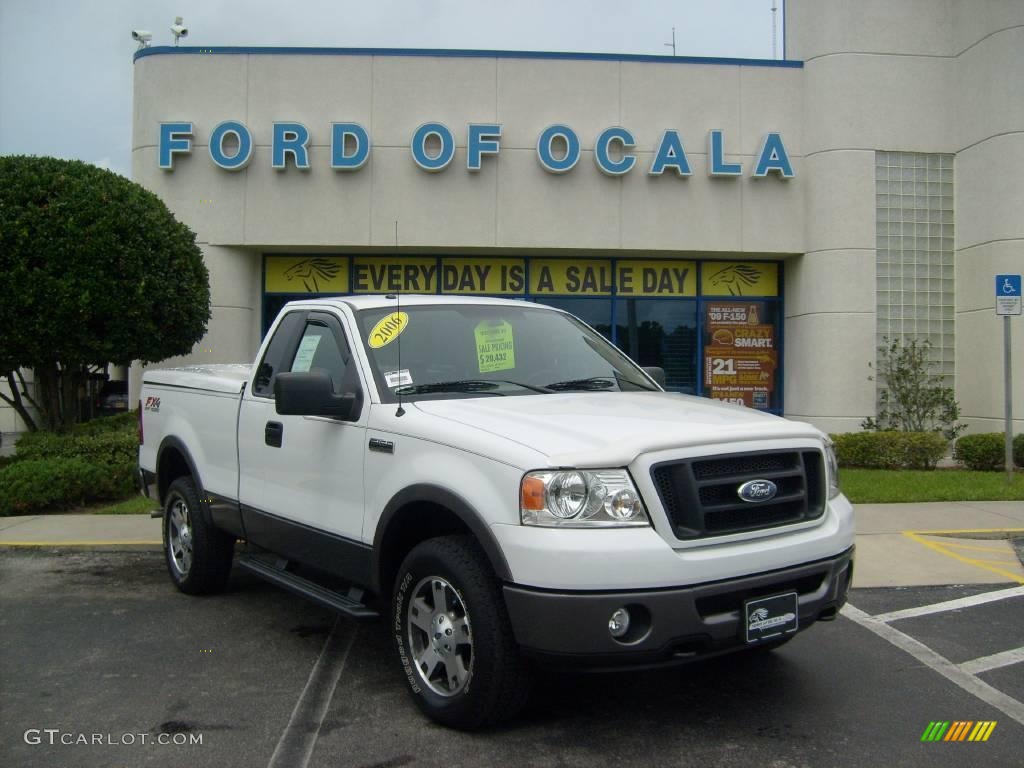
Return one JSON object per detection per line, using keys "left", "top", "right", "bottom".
{"left": 262, "top": 255, "right": 784, "bottom": 412}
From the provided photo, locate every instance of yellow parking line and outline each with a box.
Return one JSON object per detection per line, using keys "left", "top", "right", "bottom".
{"left": 0, "top": 540, "right": 161, "bottom": 547}
{"left": 936, "top": 541, "right": 1022, "bottom": 554}
{"left": 903, "top": 530, "right": 1024, "bottom": 585}
{"left": 908, "top": 527, "right": 1024, "bottom": 535}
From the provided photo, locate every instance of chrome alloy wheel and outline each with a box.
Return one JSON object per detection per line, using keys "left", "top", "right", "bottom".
{"left": 407, "top": 576, "right": 473, "bottom": 697}
{"left": 167, "top": 497, "right": 194, "bottom": 577}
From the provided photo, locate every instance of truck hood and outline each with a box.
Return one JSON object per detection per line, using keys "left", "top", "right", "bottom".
{"left": 412, "top": 392, "right": 824, "bottom": 467}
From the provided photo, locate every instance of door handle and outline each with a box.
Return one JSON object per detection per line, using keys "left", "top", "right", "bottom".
{"left": 265, "top": 421, "right": 283, "bottom": 448}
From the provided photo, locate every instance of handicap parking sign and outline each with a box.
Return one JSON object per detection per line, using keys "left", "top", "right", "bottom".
{"left": 996, "top": 274, "right": 1021, "bottom": 315}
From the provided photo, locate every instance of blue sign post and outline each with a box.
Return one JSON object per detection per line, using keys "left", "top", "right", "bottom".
{"left": 995, "top": 274, "right": 1021, "bottom": 479}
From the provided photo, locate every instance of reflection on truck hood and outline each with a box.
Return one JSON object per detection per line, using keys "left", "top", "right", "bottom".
{"left": 412, "top": 392, "right": 823, "bottom": 467}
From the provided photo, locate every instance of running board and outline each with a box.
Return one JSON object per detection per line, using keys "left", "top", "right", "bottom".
{"left": 237, "top": 554, "right": 379, "bottom": 620}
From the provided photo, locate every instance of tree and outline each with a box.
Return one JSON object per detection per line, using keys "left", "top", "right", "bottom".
{"left": 0, "top": 156, "right": 210, "bottom": 431}
{"left": 863, "top": 337, "right": 965, "bottom": 441}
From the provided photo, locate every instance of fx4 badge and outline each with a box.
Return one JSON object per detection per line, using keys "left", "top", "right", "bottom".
{"left": 737, "top": 479, "right": 777, "bottom": 503}
{"left": 143, "top": 397, "right": 161, "bottom": 412}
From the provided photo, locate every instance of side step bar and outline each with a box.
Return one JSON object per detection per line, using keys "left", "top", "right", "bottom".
{"left": 237, "top": 554, "right": 379, "bottom": 621}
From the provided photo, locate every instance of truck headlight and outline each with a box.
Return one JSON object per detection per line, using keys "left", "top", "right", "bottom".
{"left": 520, "top": 469, "right": 650, "bottom": 527}
{"left": 824, "top": 440, "right": 841, "bottom": 499}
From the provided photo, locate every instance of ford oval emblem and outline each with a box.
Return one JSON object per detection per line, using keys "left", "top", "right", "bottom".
{"left": 737, "top": 479, "right": 778, "bottom": 503}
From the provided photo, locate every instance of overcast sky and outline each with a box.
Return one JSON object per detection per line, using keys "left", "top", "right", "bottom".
{"left": 0, "top": 0, "right": 783, "bottom": 177}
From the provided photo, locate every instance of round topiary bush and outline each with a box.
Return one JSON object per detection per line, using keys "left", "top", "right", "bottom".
{"left": 0, "top": 155, "right": 210, "bottom": 431}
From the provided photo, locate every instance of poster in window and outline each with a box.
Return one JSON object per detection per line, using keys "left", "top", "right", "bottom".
{"left": 704, "top": 302, "right": 777, "bottom": 409}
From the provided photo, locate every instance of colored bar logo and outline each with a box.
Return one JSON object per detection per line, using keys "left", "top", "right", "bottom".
{"left": 921, "top": 721, "right": 997, "bottom": 742}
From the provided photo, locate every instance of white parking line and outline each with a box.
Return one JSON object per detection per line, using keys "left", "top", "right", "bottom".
{"left": 267, "top": 620, "right": 357, "bottom": 768}
{"left": 841, "top": 604, "right": 1024, "bottom": 727}
{"left": 961, "top": 647, "right": 1024, "bottom": 676}
{"left": 870, "top": 585, "right": 1024, "bottom": 624}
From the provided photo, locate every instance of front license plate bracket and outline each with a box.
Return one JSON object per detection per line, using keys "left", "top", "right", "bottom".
{"left": 744, "top": 592, "right": 799, "bottom": 643}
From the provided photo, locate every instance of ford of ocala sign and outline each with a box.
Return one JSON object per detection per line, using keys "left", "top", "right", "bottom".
{"left": 158, "top": 122, "right": 794, "bottom": 178}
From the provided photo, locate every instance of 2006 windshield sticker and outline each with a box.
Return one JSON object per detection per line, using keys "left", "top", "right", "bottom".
{"left": 475, "top": 320, "right": 515, "bottom": 373}
{"left": 368, "top": 312, "right": 409, "bottom": 349}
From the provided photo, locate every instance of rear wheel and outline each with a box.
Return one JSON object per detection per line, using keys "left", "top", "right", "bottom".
{"left": 392, "top": 535, "right": 531, "bottom": 729}
{"left": 163, "top": 477, "right": 234, "bottom": 595}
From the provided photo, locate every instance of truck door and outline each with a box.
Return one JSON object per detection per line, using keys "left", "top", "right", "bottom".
{"left": 238, "top": 309, "right": 368, "bottom": 544}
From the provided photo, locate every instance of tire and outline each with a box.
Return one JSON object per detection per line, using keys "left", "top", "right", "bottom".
{"left": 392, "top": 535, "right": 531, "bottom": 730}
{"left": 162, "top": 476, "right": 234, "bottom": 595}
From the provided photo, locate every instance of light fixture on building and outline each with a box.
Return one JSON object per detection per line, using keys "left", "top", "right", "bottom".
{"left": 171, "top": 17, "right": 188, "bottom": 45}
{"left": 132, "top": 30, "right": 153, "bottom": 51}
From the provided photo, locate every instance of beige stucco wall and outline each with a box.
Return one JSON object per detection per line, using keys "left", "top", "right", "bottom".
{"left": 788, "top": 0, "right": 1024, "bottom": 435}
{"left": 120, "top": 1, "right": 1023, "bottom": 436}
{"left": 129, "top": 49, "right": 807, "bottom": 413}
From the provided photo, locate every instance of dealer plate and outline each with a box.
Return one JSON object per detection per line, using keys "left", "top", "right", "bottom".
{"left": 744, "top": 592, "right": 799, "bottom": 643}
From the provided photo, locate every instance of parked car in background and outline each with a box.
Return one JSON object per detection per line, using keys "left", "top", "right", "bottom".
{"left": 95, "top": 380, "right": 129, "bottom": 416}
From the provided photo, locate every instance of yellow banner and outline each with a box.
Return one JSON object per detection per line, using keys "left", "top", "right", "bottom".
{"left": 530, "top": 259, "right": 615, "bottom": 295}
{"left": 701, "top": 262, "right": 779, "bottom": 297}
{"left": 616, "top": 260, "right": 696, "bottom": 297}
{"left": 265, "top": 256, "right": 349, "bottom": 294}
{"left": 440, "top": 258, "right": 526, "bottom": 294}
{"left": 352, "top": 257, "right": 438, "bottom": 293}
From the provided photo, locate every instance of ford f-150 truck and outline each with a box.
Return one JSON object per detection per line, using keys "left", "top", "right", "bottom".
{"left": 138, "top": 294, "right": 854, "bottom": 729}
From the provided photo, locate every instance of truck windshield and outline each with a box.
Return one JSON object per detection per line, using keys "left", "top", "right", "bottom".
{"left": 355, "top": 303, "right": 658, "bottom": 402}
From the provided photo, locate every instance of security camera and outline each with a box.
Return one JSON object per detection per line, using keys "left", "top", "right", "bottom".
{"left": 132, "top": 29, "right": 153, "bottom": 50}
{"left": 171, "top": 17, "right": 188, "bottom": 45}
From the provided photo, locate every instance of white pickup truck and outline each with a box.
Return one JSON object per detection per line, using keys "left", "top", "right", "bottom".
{"left": 138, "top": 294, "right": 854, "bottom": 729}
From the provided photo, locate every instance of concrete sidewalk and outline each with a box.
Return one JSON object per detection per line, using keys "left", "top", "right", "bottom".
{"left": 1, "top": 502, "right": 1022, "bottom": 587}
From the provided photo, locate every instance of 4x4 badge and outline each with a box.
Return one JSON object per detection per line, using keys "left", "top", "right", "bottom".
{"left": 737, "top": 479, "right": 777, "bottom": 503}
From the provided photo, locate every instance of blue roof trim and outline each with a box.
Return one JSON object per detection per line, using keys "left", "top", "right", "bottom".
{"left": 133, "top": 45, "right": 803, "bottom": 68}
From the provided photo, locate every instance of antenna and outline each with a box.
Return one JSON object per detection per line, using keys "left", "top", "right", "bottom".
{"left": 664, "top": 26, "right": 676, "bottom": 56}
{"left": 394, "top": 220, "right": 405, "bottom": 417}
{"left": 771, "top": 2, "right": 778, "bottom": 59}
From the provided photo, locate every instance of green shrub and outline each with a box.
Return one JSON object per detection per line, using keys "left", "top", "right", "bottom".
{"left": 1016, "top": 433, "right": 1024, "bottom": 468}
{"left": 954, "top": 432, "right": 1015, "bottom": 471}
{"left": 74, "top": 411, "right": 137, "bottom": 435}
{"left": 831, "top": 431, "right": 948, "bottom": 470}
{"left": 15, "top": 429, "right": 137, "bottom": 468}
{"left": 0, "top": 457, "right": 132, "bottom": 516}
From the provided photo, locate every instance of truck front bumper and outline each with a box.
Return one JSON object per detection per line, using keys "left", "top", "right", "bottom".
{"left": 503, "top": 546, "right": 853, "bottom": 669}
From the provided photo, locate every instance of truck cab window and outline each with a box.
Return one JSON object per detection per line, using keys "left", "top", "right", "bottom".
{"left": 290, "top": 321, "right": 349, "bottom": 393}
{"left": 253, "top": 311, "right": 305, "bottom": 397}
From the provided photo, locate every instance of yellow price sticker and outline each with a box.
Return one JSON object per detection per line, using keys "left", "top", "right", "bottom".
{"left": 475, "top": 320, "right": 515, "bottom": 373}
{"left": 367, "top": 312, "right": 409, "bottom": 349}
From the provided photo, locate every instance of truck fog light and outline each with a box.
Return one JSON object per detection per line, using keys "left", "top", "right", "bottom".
{"left": 608, "top": 607, "right": 630, "bottom": 638}
{"left": 608, "top": 488, "right": 641, "bottom": 520}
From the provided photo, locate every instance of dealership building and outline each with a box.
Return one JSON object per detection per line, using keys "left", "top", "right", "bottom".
{"left": 60, "top": 0, "right": 1016, "bottom": 436}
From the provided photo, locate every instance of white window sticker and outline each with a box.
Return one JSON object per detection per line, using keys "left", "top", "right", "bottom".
{"left": 384, "top": 369, "right": 413, "bottom": 388}
{"left": 291, "top": 333, "right": 322, "bottom": 372}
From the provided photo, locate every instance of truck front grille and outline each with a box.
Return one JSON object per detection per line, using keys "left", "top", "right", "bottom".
{"left": 651, "top": 449, "right": 826, "bottom": 540}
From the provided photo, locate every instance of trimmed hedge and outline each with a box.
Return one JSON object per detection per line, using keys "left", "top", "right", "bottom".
{"left": 0, "top": 412, "right": 138, "bottom": 515}
{"left": 954, "top": 432, "right": 1024, "bottom": 471}
{"left": 14, "top": 429, "right": 137, "bottom": 468}
{"left": 0, "top": 457, "right": 134, "bottom": 516}
{"left": 830, "top": 431, "right": 948, "bottom": 470}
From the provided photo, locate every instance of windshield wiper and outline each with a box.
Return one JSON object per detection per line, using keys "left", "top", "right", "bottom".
{"left": 544, "top": 375, "right": 657, "bottom": 392}
{"left": 395, "top": 379, "right": 551, "bottom": 396}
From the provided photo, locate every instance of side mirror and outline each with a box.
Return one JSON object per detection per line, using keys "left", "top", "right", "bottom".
{"left": 642, "top": 366, "right": 666, "bottom": 388}
{"left": 274, "top": 370, "right": 360, "bottom": 420}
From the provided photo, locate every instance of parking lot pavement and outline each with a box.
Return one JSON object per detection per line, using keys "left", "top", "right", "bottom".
{"left": 2, "top": 550, "right": 1022, "bottom": 768}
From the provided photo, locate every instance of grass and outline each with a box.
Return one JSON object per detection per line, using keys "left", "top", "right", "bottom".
{"left": 841, "top": 468, "right": 1024, "bottom": 503}
{"left": 88, "top": 495, "right": 158, "bottom": 515}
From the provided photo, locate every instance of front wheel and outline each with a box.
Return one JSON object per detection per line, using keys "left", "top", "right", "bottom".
{"left": 163, "top": 476, "right": 234, "bottom": 595}
{"left": 392, "top": 536, "right": 531, "bottom": 729}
